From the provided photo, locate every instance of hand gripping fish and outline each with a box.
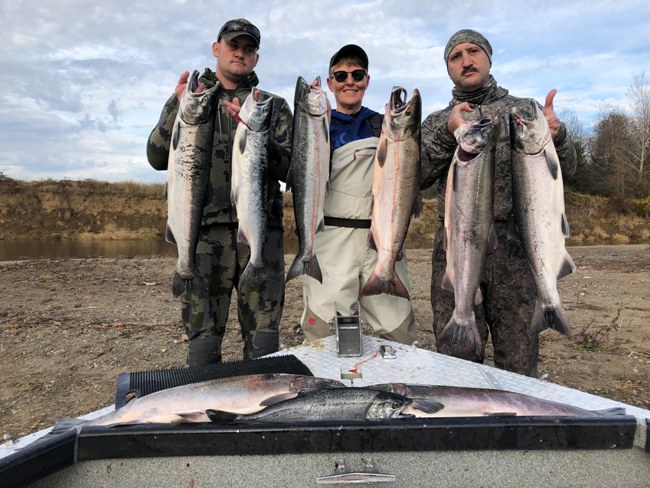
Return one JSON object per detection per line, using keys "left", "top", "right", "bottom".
{"left": 165, "top": 70, "right": 219, "bottom": 297}
{"left": 439, "top": 117, "right": 500, "bottom": 358}
{"left": 510, "top": 100, "right": 575, "bottom": 336}
{"left": 286, "top": 76, "right": 330, "bottom": 284}
{"left": 231, "top": 89, "right": 273, "bottom": 288}
{"left": 360, "top": 87, "right": 422, "bottom": 299}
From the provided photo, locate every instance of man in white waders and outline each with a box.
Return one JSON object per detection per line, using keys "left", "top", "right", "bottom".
{"left": 300, "top": 44, "right": 417, "bottom": 345}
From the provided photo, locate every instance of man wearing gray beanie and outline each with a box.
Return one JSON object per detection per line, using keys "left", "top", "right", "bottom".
{"left": 420, "top": 29, "right": 577, "bottom": 377}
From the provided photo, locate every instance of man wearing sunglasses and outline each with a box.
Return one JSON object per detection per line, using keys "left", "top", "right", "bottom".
{"left": 147, "top": 18, "right": 293, "bottom": 366}
{"left": 300, "top": 44, "right": 417, "bottom": 345}
{"left": 420, "top": 29, "right": 577, "bottom": 377}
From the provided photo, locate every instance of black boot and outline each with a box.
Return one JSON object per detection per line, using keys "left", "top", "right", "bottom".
{"left": 244, "top": 330, "right": 279, "bottom": 359}
{"left": 187, "top": 335, "right": 223, "bottom": 367}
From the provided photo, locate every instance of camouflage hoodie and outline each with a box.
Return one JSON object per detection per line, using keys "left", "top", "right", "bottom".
{"left": 146, "top": 68, "right": 293, "bottom": 228}
{"left": 420, "top": 76, "right": 577, "bottom": 221}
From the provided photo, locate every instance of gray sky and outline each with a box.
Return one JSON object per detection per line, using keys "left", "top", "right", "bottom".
{"left": 1, "top": 0, "right": 648, "bottom": 183}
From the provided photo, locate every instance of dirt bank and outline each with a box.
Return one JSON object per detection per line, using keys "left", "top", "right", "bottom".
{"left": 1, "top": 245, "right": 649, "bottom": 438}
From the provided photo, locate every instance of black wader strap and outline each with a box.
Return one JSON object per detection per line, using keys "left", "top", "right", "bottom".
{"left": 324, "top": 216, "right": 372, "bottom": 229}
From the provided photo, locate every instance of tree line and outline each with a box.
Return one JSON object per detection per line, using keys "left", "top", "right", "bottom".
{"left": 564, "top": 71, "right": 650, "bottom": 200}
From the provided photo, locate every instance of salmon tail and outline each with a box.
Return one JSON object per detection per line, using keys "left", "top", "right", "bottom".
{"left": 239, "top": 262, "right": 266, "bottom": 289}
{"left": 286, "top": 253, "right": 323, "bottom": 284}
{"left": 360, "top": 271, "right": 410, "bottom": 299}
{"left": 171, "top": 272, "right": 207, "bottom": 298}
{"left": 437, "top": 313, "right": 482, "bottom": 358}
{"left": 530, "top": 300, "right": 571, "bottom": 337}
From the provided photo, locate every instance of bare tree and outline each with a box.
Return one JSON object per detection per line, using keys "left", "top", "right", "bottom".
{"left": 626, "top": 72, "right": 650, "bottom": 181}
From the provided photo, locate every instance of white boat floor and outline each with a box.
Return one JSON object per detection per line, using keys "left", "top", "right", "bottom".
{"left": 270, "top": 335, "right": 650, "bottom": 448}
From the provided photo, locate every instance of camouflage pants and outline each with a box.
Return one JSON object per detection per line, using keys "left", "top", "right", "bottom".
{"left": 430, "top": 221, "right": 539, "bottom": 377}
{"left": 181, "top": 224, "right": 285, "bottom": 366}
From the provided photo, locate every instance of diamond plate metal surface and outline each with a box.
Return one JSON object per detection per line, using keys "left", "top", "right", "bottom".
{"left": 273, "top": 335, "right": 650, "bottom": 423}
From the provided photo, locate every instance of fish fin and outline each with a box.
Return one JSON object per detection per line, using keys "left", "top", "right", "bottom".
{"left": 452, "top": 162, "right": 459, "bottom": 192}
{"left": 592, "top": 407, "right": 628, "bottom": 416}
{"left": 239, "top": 262, "right": 266, "bottom": 289}
{"left": 237, "top": 228, "right": 250, "bottom": 247}
{"left": 238, "top": 130, "right": 247, "bottom": 154}
{"left": 488, "top": 222, "right": 497, "bottom": 250}
{"left": 206, "top": 409, "right": 239, "bottom": 423}
{"left": 530, "top": 300, "right": 571, "bottom": 337}
{"left": 360, "top": 271, "right": 410, "bottom": 299}
{"left": 484, "top": 412, "right": 517, "bottom": 417}
{"left": 557, "top": 253, "right": 576, "bottom": 280}
{"left": 376, "top": 138, "right": 387, "bottom": 167}
{"left": 367, "top": 229, "right": 378, "bottom": 252}
{"left": 474, "top": 287, "right": 483, "bottom": 306}
{"left": 172, "top": 272, "right": 208, "bottom": 298}
{"left": 176, "top": 412, "right": 210, "bottom": 423}
{"left": 259, "top": 392, "right": 297, "bottom": 407}
{"left": 544, "top": 149, "right": 559, "bottom": 180}
{"left": 561, "top": 213, "right": 570, "bottom": 238}
{"left": 316, "top": 216, "right": 325, "bottom": 233}
{"left": 440, "top": 271, "right": 453, "bottom": 292}
{"left": 164, "top": 224, "right": 176, "bottom": 245}
{"left": 412, "top": 192, "right": 423, "bottom": 219}
{"left": 172, "top": 121, "right": 181, "bottom": 151}
{"left": 438, "top": 313, "right": 482, "bottom": 358}
{"left": 410, "top": 399, "right": 444, "bottom": 414}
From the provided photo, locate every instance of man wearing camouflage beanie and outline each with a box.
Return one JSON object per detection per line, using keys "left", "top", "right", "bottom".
{"left": 420, "top": 29, "right": 577, "bottom": 377}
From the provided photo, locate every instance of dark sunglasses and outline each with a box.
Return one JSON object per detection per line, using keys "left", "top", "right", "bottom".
{"left": 219, "top": 20, "right": 261, "bottom": 42}
{"left": 330, "top": 69, "right": 367, "bottom": 83}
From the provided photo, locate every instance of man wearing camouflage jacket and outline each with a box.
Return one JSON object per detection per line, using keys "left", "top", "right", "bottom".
{"left": 146, "top": 19, "right": 293, "bottom": 367}
{"left": 420, "top": 29, "right": 577, "bottom": 377}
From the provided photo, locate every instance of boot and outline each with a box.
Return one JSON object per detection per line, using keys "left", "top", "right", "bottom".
{"left": 245, "top": 330, "right": 279, "bottom": 359}
{"left": 187, "top": 334, "right": 223, "bottom": 367}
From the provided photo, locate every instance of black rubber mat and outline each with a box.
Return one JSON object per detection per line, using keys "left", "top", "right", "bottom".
{"left": 115, "top": 354, "right": 313, "bottom": 409}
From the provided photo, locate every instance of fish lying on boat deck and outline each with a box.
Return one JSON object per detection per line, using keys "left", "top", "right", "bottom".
{"left": 86, "top": 374, "right": 345, "bottom": 426}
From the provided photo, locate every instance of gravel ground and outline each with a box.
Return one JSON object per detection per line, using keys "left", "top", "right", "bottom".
{"left": 1, "top": 245, "right": 649, "bottom": 438}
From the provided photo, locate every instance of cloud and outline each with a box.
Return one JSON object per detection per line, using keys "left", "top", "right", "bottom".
{"left": 1, "top": 0, "right": 649, "bottom": 181}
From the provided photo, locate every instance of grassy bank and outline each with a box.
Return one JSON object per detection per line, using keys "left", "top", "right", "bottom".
{"left": 0, "top": 175, "right": 648, "bottom": 246}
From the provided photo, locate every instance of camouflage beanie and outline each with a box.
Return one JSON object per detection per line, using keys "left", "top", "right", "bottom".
{"left": 444, "top": 29, "right": 492, "bottom": 66}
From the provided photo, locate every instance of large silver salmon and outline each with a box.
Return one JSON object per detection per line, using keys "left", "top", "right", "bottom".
{"left": 165, "top": 70, "right": 218, "bottom": 297}
{"left": 438, "top": 117, "right": 500, "bottom": 357}
{"left": 370, "top": 383, "right": 618, "bottom": 417}
{"left": 231, "top": 89, "right": 273, "bottom": 288}
{"left": 87, "top": 374, "right": 345, "bottom": 426}
{"left": 360, "top": 87, "right": 422, "bottom": 299}
{"left": 286, "top": 76, "right": 330, "bottom": 284}
{"left": 207, "top": 387, "right": 419, "bottom": 423}
{"left": 510, "top": 100, "right": 575, "bottom": 336}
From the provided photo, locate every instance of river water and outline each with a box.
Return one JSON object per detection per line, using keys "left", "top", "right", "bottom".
{"left": 0, "top": 239, "right": 177, "bottom": 261}
{"left": 0, "top": 238, "right": 303, "bottom": 261}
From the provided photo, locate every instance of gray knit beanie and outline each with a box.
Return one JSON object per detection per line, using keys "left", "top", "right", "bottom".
{"left": 444, "top": 29, "right": 492, "bottom": 65}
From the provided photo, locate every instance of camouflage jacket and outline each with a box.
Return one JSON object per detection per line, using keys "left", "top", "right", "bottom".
{"left": 420, "top": 76, "right": 577, "bottom": 221}
{"left": 146, "top": 68, "right": 293, "bottom": 228}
